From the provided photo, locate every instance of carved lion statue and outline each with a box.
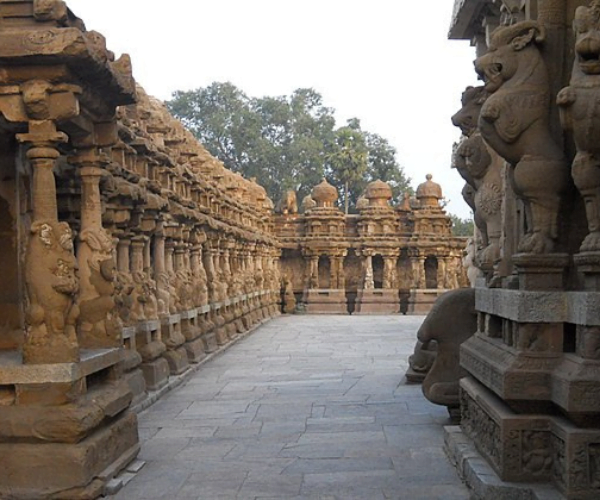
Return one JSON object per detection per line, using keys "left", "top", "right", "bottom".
{"left": 275, "top": 190, "right": 298, "bottom": 215}
{"left": 476, "top": 21, "right": 569, "bottom": 254}
{"left": 558, "top": 1, "right": 600, "bottom": 252}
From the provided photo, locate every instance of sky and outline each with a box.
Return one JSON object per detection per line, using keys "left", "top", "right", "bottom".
{"left": 67, "top": 0, "right": 479, "bottom": 219}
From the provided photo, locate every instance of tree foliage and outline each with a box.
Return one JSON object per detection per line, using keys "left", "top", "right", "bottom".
{"left": 167, "top": 82, "right": 411, "bottom": 208}
{"left": 450, "top": 214, "right": 474, "bottom": 237}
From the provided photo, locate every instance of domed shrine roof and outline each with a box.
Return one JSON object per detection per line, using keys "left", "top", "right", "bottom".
{"left": 416, "top": 174, "right": 443, "bottom": 207}
{"left": 311, "top": 178, "right": 338, "bottom": 207}
{"left": 364, "top": 179, "right": 392, "bottom": 207}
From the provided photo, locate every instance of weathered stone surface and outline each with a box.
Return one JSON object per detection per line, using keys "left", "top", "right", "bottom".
{"left": 0, "top": 412, "right": 138, "bottom": 498}
{"left": 418, "top": 288, "right": 476, "bottom": 413}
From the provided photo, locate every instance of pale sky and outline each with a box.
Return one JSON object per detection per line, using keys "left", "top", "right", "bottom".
{"left": 67, "top": 1, "right": 479, "bottom": 219}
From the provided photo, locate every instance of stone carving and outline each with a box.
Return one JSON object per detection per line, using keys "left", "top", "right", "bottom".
{"left": 275, "top": 190, "right": 298, "bottom": 214}
{"left": 417, "top": 288, "right": 477, "bottom": 418}
{"left": 301, "top": 194, "right": 317, "bottom": 212}
{"left": 282, "top": 277, "right": 296, "bottom": 313}
{"left": 356, "top": 195, "right": 369, "bottom": 210}
{"left": 452, "top": 86, "right": 503, "bottom": 267}
{"left": 24, "top": 220, "right": 79, "bottom": 364}
{"left": 406, "top": 340, "right": 438, "bottom": 383}
{"left": 558, "top": 1, "right": 600, "bottom": 252}
{"left": 77, "top": 227, "right": 120, "bottom": 346}
{"left": 475, "top": 21, "right": 569, "bottom": 254}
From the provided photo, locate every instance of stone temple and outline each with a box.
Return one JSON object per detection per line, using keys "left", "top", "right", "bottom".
{"left": 423, "top": 1, "right": 600, "bottom": 499}
{"left": 4, "top": 1, "right": 600, "bottom": 499}
{"left": 0, "top": 2, "right": 465, "bottom": 498}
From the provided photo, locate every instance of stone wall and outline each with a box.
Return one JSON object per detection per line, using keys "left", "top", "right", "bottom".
{"left": 275, "top": 177, "right": 467, "bottom": 314}
{"left": 0, "top": 1, "right": 280, "bottom": 498}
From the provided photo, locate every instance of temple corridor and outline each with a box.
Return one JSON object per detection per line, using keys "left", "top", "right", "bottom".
{"left": 110, "top": 315, "right": 471, "bottom": 500}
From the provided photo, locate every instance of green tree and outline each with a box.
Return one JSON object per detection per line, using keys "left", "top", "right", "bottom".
{"left": 450, "top": 214, "right": 474, "bottom": 237}
{"left": 167, "top": 83, "right": 410, "bottom": 207}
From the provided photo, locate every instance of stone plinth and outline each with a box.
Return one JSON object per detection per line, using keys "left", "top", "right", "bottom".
{"left": 303, "top": 289, "right": 348, "bottom": 314}
{"left": 406, "top": 289, "right": 446, "bottom": 315}
{"left": 0, "top": 348, "right": 139, "bottom": 499}
{"left": 354, "top": 289, "right": 399, "bottom": 314}
{"left": 460, "top": 376, "right": 600, "bottom": 499}
{"left": 161, "top": 314, "right": 189, "bottom": 375}
{"left": 137, "top": 320, "right": 169, "bottom": 391}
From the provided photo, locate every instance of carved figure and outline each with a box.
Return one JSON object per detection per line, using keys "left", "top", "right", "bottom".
{"left": 417, "top": 288, "right": 477, "bottom": 419}
{"left": 452, "top": 86, "right": 503, "bottom": 267}
{"left": 156, "top": 272, "right": 171, "bottom": 315}
{"left": 475, "top": 21, "right": 569, "bottom": 254}
{"left": 463, "top": 238, "right": 482, "bottom": 287}
{"left": 282, "top": 278, "right": 296, "bottom": 314}
{"left": 406, "top": 340, "right": 438, "bottom": 383}
{"left": 356, "top": 195, "right": 369, "bottom": 210}
{"left": 558, "top": 1, "right": 600, "bottom": 252}
{"left": 115, "top": 271, "right": 135, "bottom": 325}
{"left": 275, "top": 190, "right": 298, "bottom": 214}
{"left": 301, "top": 194, "right": 317, "bottom": 212}
{"left": 24, "top": 221, "right": 80, "bottom": 363}
{"left": 78, "top": 227, "right": 120, "bottom": 346}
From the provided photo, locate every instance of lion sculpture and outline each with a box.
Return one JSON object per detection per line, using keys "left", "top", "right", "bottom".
{"left": 476, "top": 21, "right": 569, "bottom": 254}
{"left": 558, "top": 1, "right": 600, "bottom": 252}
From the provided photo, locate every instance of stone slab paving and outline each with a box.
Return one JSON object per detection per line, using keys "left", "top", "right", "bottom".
{"left": 110, "top": 315, "right": 472, "bottom": 500}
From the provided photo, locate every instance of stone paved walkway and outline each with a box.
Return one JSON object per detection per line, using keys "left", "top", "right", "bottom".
{"left": 112, "top": 315, "right": 471, "bottom": 500}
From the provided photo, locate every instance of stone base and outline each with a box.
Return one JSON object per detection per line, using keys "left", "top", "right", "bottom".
{"left": 303, "top": 289, "right": 348, "bottom": 314}
{"left": 163, "top": 347, "right": 189, "bottom": 375}
{"left": 141, "top": 357, "right": 169, "bottom": 391}
{"left": 404, "top": 367, "right": 427, "bottom": 384}
{"left": 444, "top": 426, "right": 564, "bottom": 500}
{"left": 203, "top": 331, "right": 218, "bottom": 353}
{"left": 460, "top": 376, "right": 600, "bottom": 499}
{"left": 406, "top": 289, "right": 446, "bottom": 315}
{"left": 354, "top": 289, "right": 399, "bottom": 314}
{"left": 0, "top": 412, "right": 139, "bottom": 499}
{"left": 123, "top": 368, "right": 147, "bottom": 406}
{"left": 184, "top": 336, "right": 206, "bottom": 363}
{"left": 215, "top": 327, "right": 228, "bottom": 346}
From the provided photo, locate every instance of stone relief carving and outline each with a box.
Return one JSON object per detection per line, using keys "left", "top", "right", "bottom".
{"left": 77, "top": 227, "right": 120, "bottom": 346}
{"left": 275, "top": 190, "right": 298, "bottom": 214}
{"left": 476, "top": 21, "right": 569, "bottom": 254}
{"left": 558, "top": 1, "right": 600, "bottom": 252}
{"left": 24, "top": 220, "right": 79, "bottom": 363}
{"left": 418, "top": 288, "right": 477, "bottom": 418}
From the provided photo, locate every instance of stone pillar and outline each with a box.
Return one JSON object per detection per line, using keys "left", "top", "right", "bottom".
{"left": 153, "top": 221, "right": 170, "bottom": 316}
{"left": 418, "top": 256, "right": 426, "bottom": 289}
{"left": 382, "top": 255, "right": 396, "bottom": 289}
{"left": 335, "top": 254, "right": 346, "bottom": 290}
{"left": 74, "top": 151, "right": 120, "bottom": 348}
{"left": 364, "top": 254, "right": 374, "bottom": 290}
{"left": 310, "top": 255, "right": 319, "bottom": 289}
{"left": 18, "top": 123, "right": 80, "bottom": 364}
{"left": 437, "top": 255, "right": 446, "bottom": 290}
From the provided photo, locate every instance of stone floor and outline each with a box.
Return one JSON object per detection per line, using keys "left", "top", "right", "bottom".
{"left": 110, "top": 315, "right": 472, "bottom": 500}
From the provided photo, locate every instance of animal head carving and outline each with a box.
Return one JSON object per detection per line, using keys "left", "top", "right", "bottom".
{"left": 451, "top": 86, "right": 488, "bottom": 137}
{"left": 475, "top": 21, "right": 545, "bottom": 93}
{"left": 573, "top": 1, "right": 600, "bottom": 75}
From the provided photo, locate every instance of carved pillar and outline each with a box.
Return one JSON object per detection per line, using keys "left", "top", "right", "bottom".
{"left": 418, "top": 256, "right": 426, "bottom": 288}
{"left": 18, "top": 122, "right": 80, "bottom": 364}
{"left": 382, "top": 255, "right": 397, "bottom": 289}
{"left": 335, "top": 253, "right": 346, "bottom": 290}
{"left": 437, "top": 255, "right": 446, "bottom": 290}
{"left": 153, "top": 221, "right": 169, "bottom": 315}
{"left": 204, "top": 239, "right": 218, "bottom": 302}
{"left": 74, "top": 151, "right": 120, "bottom": 348}
{"left": 364, "top": 253, "right": 374, "bottom": 290}
{"left": 310, "top": 255, "right": 319, "bottom": 289}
